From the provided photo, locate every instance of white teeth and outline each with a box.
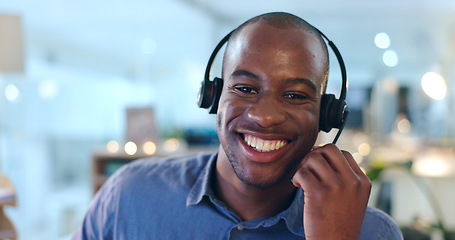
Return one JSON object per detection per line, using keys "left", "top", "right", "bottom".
{"left": 243, "top": 134, "right": 287, "bottom": 152}
{"left": 256, "top": 139, "right": 264, "bottom": 151}
{"left": 270, "top": 142, "right": 276, "bottom": 151}
{"left": 251, "top": 137, "right": 256, "bottom": 148}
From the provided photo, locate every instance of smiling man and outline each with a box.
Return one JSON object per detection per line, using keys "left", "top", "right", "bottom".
{"left": 74, "top": 12, "right": 403, "bottom": 240}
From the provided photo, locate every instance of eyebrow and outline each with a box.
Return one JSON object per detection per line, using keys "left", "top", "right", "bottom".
{"left": 230, "top": 70, "right": 317, "bottom": 92}
{"left": 230, "top": 70, "right": 259, "bottom": 80}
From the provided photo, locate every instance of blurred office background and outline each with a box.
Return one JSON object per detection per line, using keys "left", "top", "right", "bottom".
{"left": 0, "top": 0, "right": 454, "bottom": 239}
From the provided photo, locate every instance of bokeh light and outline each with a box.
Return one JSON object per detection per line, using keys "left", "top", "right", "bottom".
{"left": 421, "top": 72, "right": 446, "bottom": 100}
{"left": 125, "top": 141, "right": 138, "bottom": 155}
{"left": 375, "top": 32, "right": 391, "bottom": 49}
{"left": 143, "top": 141, "right": 157, "bottom": 155}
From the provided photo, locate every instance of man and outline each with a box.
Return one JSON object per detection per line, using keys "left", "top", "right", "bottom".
{"left": 74, "top": 12, "right": 403, "bottom": 239}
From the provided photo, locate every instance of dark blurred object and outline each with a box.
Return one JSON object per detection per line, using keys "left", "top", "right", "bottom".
{"left": 344, "top": 87, "right": 371, "bottom": 129}
{"left": 401, "top": 226, "right": 431, "bottom": 240}
{"left": 184, "top": 128, "right": 219, "bottom": 146}
{"left": 376, "top": 181, "right": 392, "bottom": 215}
{"left": 401, "top": 216, "right": 455, "bottom": 240}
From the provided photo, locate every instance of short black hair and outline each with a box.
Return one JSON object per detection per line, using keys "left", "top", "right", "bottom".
{"left": 223, "top": 12, "right": 330, "bottom": 92}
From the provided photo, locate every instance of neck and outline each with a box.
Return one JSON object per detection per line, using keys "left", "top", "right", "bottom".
{"left": 214, "top": 150, "right": 297, "bottom": 221}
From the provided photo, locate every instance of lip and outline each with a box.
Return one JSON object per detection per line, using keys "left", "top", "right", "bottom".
{"left": 237, "top": 133, "right": 292, "bottom": 163}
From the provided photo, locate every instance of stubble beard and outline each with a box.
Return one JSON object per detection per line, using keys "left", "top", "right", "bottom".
{"left": 224, "top": 147, "right": 300, "bottom": 189}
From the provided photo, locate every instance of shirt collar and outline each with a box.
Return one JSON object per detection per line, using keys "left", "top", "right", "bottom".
{"left": 186, "top": 151, "right": 305, "bottom": 237}
{"left": 186, "top": 151, "right": 218, "bottom": 207}
{"left": 281, "top": 188, "right": 305, "bottom": 236}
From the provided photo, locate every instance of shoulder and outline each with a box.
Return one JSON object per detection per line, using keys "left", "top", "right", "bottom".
{"left": 106, "top": 151, "right": 215, "bottom": 192}
{"left": 360, "top": 206, "right": 403, "bottom": 240}
{"left": 74, "top": 152, "right": 216, "bottom": 239}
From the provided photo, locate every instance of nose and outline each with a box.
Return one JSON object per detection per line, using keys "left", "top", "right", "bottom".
{"left": 247, "top": 96, "right": 286, "bottom": 128}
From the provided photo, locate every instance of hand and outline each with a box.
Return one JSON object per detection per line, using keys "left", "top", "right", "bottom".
{"left": 292, "top": 144, "right": 371, "bottom": 240}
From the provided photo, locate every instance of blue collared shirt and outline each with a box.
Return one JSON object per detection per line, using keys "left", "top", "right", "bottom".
{"left": 73, "top": 152, "right": 403, "bottom": 239}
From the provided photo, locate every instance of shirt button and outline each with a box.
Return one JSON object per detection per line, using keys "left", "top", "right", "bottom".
{"left": 237, "top": 225, "right": 244, "bottom": 231}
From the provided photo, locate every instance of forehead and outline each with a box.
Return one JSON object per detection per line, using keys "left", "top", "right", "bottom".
{"left": 224, "top": 22, "right": 328, "bottom": 87}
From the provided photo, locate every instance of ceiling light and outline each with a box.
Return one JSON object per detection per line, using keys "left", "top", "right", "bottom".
{"left": 382, "top": 50, "right": 398, "bottom": 67}
{"left": 421, "top": 72, "right": 446, "bottom": 100}
{"left": 375, "top": 32, "right": 391, "bottom": 49}
{"left": 5, "top": 84, "right": 20, "bottom": 102}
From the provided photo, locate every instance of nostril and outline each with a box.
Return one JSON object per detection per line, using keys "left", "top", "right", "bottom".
{"left": 247, "top": 106, "right": 286, "bottom": 128}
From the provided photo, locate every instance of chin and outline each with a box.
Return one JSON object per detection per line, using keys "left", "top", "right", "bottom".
{"left": 240, "top": 176, "right": 287, "bottom": 189}
{"left": 228, "top": 155, "right": 298, "bottom": 189}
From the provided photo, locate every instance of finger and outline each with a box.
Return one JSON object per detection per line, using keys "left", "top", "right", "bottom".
{"left": 312, "top": 144, "right": 357, "bottom": 179}
{"left": 341, "top": 150, "right": 364, "bottom": 176}
{"left": 303, "top": 151, "right": 339, "bottom": 184}
{"left": 311, "top": 145, "right": 322, "bottom": 151}
{"left": 341, "top": 151, "right": 363, "bottom": 174}
{"left": 341, "top": 151, "right": 371, "bottom": 187}
{"left": 292, "top": 166, "right": 319, "bottom": 191}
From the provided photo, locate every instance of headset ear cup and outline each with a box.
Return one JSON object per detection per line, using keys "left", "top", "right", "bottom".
{"left": 319, "top": 94, "right": 348, "bottom": 132}
{"left": 208, "top": 77, "right": 223, "bottom": 114}
{"left": 332, "top": 98, "right": 348, "bottom": 130}
{"left": 197, "top": 80, "right": 214, "bottom": 109}
{"left": 319, "top": 94, "right": 334, "bottom": 132}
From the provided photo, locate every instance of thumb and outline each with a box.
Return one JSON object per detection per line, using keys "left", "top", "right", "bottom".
{"left": 291, "top": 166, "right": 319, "bottom": 191}
{"left": 291, "top": 168, "right": 307, "bottom": 188}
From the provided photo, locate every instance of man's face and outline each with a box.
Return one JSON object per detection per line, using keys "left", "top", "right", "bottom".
{"left": 216, "top": 22, "right": 328, "bottom": 188}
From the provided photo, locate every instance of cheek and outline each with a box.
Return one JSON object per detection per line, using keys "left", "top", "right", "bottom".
{"left": 217, "top": 95, "right": 246, "bottom": 122}
{"left": 216, "top": 94, "right": 228, "bottom": 128}
{"left": 216, "top": 95, "right": 241, "bottom": 136}
{"left": 294, "top": 107, "right": 320, "bottom": 136}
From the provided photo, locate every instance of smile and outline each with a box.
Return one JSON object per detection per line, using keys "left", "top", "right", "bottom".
{"left": 243, "top": 134, "right": 288, "bottom": 152}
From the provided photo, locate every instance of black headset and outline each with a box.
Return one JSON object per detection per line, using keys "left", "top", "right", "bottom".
{"left": 197, "top": 26, "right": 348, "bottom": 144}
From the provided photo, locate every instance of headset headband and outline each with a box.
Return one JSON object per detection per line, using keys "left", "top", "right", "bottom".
{"left": 203, "top": 28, "right": 348, "bottom": 101}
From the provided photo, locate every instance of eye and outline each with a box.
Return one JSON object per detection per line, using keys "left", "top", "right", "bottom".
{"left": 283, "top": 92, "right": 315, "bottom": 105}
{"left": 284, "top": 92, "right": 308, "bottom": 100}
{"left": 234, "top": 85, "right": 258, "bottom": 94}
